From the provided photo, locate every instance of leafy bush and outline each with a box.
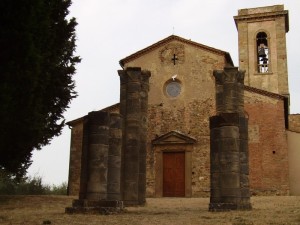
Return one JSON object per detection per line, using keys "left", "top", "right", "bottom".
{"left": 49, "top": 182, "right": 68, "bottom": 195}
{"left": 0, "top": 171, "right": 67, "bottom": 195}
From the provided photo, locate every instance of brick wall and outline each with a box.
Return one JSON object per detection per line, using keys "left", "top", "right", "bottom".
{"left": 245, "top": 91, "right": 289, "bottom": 195}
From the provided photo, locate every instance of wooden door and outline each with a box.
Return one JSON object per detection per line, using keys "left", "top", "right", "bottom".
{"left": 163, "top": 152, "right": 185, "bottom": 197}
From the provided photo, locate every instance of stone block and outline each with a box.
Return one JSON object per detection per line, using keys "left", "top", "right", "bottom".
{"left": 107, "top": 183, "right": 121, "bottom": 196}
{"left": 65, "top": 199, "right": 124, "bottom": 215}
{"left": 211, "top": 127, "right": 236, "bottom": 139}
{"left": 220, "top": 173, "right": 240, "bottom": 189}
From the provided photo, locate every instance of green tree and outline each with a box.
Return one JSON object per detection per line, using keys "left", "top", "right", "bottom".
{"left": 0, "top": 0, "right": 80, "bottom": 179}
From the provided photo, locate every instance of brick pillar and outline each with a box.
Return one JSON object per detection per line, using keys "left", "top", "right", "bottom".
{"left": 209, "top": 67, "right": 252, "bottom": 211}
{"left": 118, "top": 67, "right": 151, "bottom": 206}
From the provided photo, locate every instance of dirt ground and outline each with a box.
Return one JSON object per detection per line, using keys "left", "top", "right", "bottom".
{"left": 0, "top": 195, "right": 300, "bottom": 225}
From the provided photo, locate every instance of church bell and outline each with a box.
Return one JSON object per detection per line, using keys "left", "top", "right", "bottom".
{"left": 258, "top": 46, "right": 266, "bottom": 58}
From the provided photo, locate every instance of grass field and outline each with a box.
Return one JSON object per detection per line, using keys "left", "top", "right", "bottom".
{"left": 0, "top": 195, "right": 300, "bottom": 225}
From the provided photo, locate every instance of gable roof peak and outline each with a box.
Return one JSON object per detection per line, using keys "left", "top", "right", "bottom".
{"left": 119, "top": 35, "right": 234, "bottom": 68}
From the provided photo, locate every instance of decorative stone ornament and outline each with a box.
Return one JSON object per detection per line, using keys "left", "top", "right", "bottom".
{"left": 166, "top": 81, "right": 181, "bottom": 97}
{"left": 159, "top": 43, "right": 185, "bottom": 65}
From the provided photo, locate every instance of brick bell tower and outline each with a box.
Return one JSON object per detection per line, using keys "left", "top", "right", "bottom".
{"left": 234, "top": 5, "right": 289, "bottom": 98}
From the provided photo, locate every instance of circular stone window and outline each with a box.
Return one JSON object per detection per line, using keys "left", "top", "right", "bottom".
{"left": 166, "top": 81, "right": 181, "bottom": 97}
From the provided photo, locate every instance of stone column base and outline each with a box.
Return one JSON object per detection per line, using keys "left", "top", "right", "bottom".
{"left": 122, "top": 199, "right": 146, "bottom": 207}
{"left": 209, "top": 202, "right": 252, "bottom": 212}
{"left": 65, "top": 199, "right": 124, "bottom": 215}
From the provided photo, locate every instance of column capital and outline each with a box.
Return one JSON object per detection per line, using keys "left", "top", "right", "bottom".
{"left": 213, "top": 67, "right": 245, "bottom": 85}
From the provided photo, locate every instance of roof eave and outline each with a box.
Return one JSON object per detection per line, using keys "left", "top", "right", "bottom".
{"left": 234, "top": 10, "right": 289, "bottom": 32}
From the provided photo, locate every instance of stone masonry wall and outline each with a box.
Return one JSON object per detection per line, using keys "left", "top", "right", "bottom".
{"left": 67, "top": 91, "right": 290, "bottom": 197}
{"left": 125, "top": 39, "right": 227, "bottom": 197}
{"left": 147, "top": 98, "right": 214, "bottom": 197}
{"left": 289, "top": 114, "right": 300, "bottom": 133}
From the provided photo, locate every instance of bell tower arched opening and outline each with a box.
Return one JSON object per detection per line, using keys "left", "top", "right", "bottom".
{"left": 256, "top": 32, "right": 269, "bottom": 73}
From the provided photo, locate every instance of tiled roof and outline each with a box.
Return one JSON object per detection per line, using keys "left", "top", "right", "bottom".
{"left": 101, "top": 103, "right": 120, "bottom": 112}
{"left": 66, "top": 103, "right": 120, "bottom": 126}
{"left": 244, "top": 85, "right": 287, "bottom": 100}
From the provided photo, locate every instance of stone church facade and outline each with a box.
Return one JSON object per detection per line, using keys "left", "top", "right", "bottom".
{"left": 67, "top": 5, "right": 299, "bottom": 197}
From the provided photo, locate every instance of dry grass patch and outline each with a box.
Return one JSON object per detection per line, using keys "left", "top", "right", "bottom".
{"left": 0, "top": 195, "right": 299, "bottom": 225}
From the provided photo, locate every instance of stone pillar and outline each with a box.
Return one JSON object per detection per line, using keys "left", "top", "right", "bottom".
{"left": 118, "top": 67, "right": 151, "bottom": 206}
{"left": 78, "top": 116, "right": 89, "bottom": 200}
{"left": 107, "top": 113, "right": 122, "bottom": 200}
{"left": 119, "top": 68, "right": 141, "bottom": 205}
{"left": 119, "top": 67, "right": 127, "bottom": 204}
{"left": 209, "top": 67, "right": 252, "bottom": 211}
{"left": 66, "top": 111, "right": 123, "bottom": 214}
{"left": 239, "top": 116, "right": 251, "bottom": 206}
{"left": 86, "top": 111, "right": 110, "bottom": 200}
{"left": 138, "top": 70, "right": 151, "bottom": 205}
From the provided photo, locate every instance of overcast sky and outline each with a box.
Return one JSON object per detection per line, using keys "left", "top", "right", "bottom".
{"left": 28, "top": 0, "right": 300, "bottom": 185}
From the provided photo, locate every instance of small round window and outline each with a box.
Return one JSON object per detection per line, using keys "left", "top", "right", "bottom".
{"left": 166, "top": 81, "right": 181, "bottom": 97}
